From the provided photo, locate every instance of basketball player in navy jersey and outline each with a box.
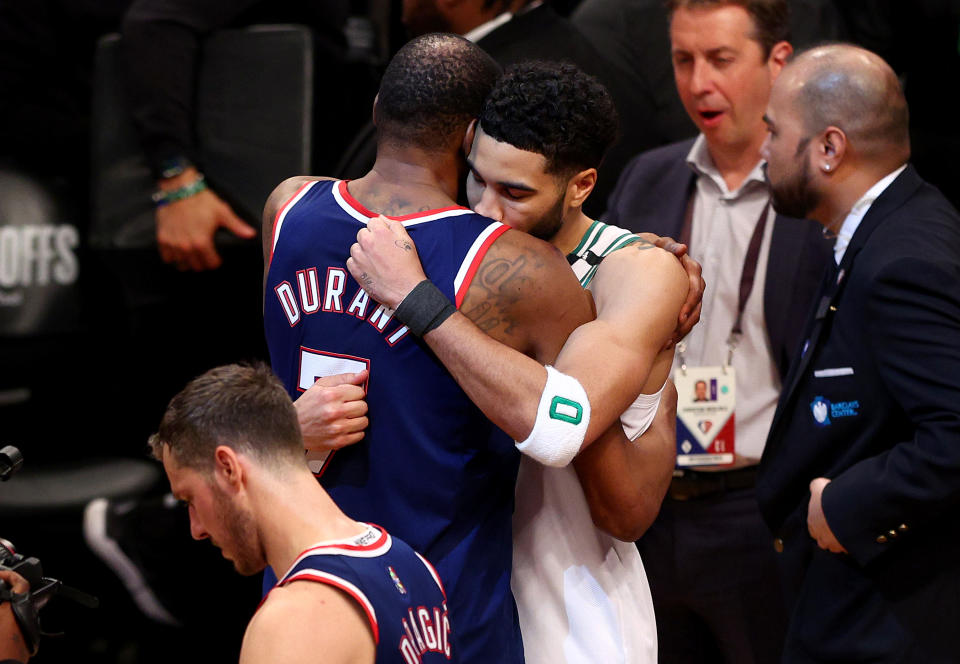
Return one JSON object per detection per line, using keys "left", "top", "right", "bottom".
{"left": 152, "top": 363, "right": 454, "bottom": 664}
{"left": 262, "top": 34, "right": 598, "bottom": 664}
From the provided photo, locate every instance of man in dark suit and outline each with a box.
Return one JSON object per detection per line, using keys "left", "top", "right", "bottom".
{"left": 759, "top": 43, "right": 960, "bottom": 663}
{"left": 602, "top": 1, "right": 831, "bottom": 661}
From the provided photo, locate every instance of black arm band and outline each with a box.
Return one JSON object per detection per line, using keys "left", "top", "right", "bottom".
{"left": 394, "top": 280, "right": 457, "bottom": 337}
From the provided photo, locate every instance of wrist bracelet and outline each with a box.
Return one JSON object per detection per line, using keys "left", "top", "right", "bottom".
{"left": 395, "top": 279, "right": 457, "bottom": 337}
{"left": 152, "top": 174, "right": 207, "bottom": 207}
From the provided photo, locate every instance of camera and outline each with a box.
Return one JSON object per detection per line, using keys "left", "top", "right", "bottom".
{"left": 0, "top": 446, "right": 98, "bottom": 656}
{"left": 0, "top": 537, "right": 63, "bottom": 611}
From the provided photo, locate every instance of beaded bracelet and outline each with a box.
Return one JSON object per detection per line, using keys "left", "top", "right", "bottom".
{"left": 152, "top": 174, "right": 208, "bottom": 207}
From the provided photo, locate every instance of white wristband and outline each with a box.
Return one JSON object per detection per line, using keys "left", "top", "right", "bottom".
{"left": 515, "top": 366, "right": 591, "bottom": 467}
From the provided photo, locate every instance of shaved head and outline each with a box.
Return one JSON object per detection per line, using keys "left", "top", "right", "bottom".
{"left": 783, "top": 44, "right": 909, "bottom": 165}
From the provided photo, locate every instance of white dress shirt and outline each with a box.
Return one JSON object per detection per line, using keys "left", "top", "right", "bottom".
{"left": 679, "top": 135, "right": 780, "bottom": 460}
{"left": 834, "top": 165, "right": 907, "bottom": 264}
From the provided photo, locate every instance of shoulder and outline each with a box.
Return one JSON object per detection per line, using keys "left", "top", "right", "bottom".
{"left": 865, "top": 187, "right": 960, "bottom": 271}
{"left": 595, "top": 238, "right": 688, "bottom": 296}
{"left": 483, "top": 227, "right": 585, "bottom": 295}
{"left": 262, "top": 176, "right": 335, "bottom": 257}
{"left": 607, "top": 139, "right": 695, "bottom": 220}
{"left": 621, "top": 138, "right": 695, "bottom": 175}
{"left": 589, "top": 240, "right": 687, "bottom": 337}
{"left": 263, "top": 176, "right": 334, "bottom": 221}
{"left": 461, "top": 227, "right": 594, "bottom": 353}
{"left": 242, "top": 581, "right": 375, "bottom": 664}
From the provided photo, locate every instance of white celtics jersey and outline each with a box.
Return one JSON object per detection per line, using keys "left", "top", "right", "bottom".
{"left": 567, "top": 220, "right": 647, "bottom": 287}
{"left": 511, "top": 220, "right": 657, "bottom": 664}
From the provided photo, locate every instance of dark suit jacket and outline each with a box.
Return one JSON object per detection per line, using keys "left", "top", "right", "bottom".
{"left": 603, "top": 138, "right": 831, "bottom": 380}
{"left": 757, "top": 165, "right": 960, "bottom": 662}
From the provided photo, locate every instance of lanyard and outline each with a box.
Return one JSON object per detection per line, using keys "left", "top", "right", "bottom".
{"left": 677, "top": 192, "right": 772, "bottom": 370}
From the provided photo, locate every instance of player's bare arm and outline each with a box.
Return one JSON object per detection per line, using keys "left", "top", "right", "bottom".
{"left": 349, "top": 216, "right": 688, "bottom": 449}
{"left": 637, "top": 233, "right": 705, "bottom": 341}
{"left": 348, "top": 215, "right": 595, "bottom": 444}
{"left": 241, "top": 582, "right": 375, "bottom": 664}
{"left": 555, "top": 242, "right": 688, "bottom": 442}
{"left": 574, "top": 381, "right": 678, "bottom": 541}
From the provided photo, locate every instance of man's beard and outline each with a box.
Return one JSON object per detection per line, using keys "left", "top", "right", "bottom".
{"left": 769, "top": 159, "right": 820, "bottom": 220}
{"left": 212, "top": 489, "right": 262, "bottom": 576}
{"left": 528, "top": 193, "right": 566, "bottom": 242}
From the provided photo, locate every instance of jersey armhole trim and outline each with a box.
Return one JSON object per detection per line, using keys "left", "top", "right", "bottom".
{"left": 414, "top": 552, "right": 447, "bottom": 600}
{"left": 453, "top": 222, "right": 510, "bottom": 307}
{"left": 269, "top": 179, "right": 319, "bottom": 265}
{"left": 281, "top": 570, "right": 380, "bottom": 645}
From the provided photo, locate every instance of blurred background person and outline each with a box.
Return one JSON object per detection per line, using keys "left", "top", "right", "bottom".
{"left": 602, "top": 1, "right": 832, "bottom": 661}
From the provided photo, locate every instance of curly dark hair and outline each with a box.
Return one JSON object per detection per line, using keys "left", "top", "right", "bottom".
{"left": 375, "top": 33, "right": 501, "bottom": 152}
{"left": 478, "top": 61, "right": 619, "bottom": 176}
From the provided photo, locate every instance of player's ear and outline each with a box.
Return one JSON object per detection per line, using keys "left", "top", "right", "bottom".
{"left": 213, "top": 445, "right": 244, "bottom": 493}
{"left": 462, "top": 119, "right": 478, "bottom": 157}
{"left": 566, "top": 168, "right": 597, "bottom": 209}
{"left": 371, "top": 94, "right": 380, "bottom": 126}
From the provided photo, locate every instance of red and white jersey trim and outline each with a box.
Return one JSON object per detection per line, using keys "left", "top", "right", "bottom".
{"left": 453, "top": 222, "right": 510, "bottom": 307}
{"left": 415, "top": 552, "right": 447, "bottom": 599}
{"left": 270, "top": 179, "right": 320, "bottom": 262}
{"left": 332, "top": 180, "right": 474, "bottom": 226}
{"left": 281, "top": 569, "right": 380, "bottom": 645}
{"left": 280, "top": 524, "right": 393, "bottom": 583}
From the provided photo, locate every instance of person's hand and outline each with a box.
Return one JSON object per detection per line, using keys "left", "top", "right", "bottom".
{"left": 0, "top": 568, "right": 31, "bottom": 662}
{"left": 640, "top": 233, "right": 704, "bottom": 347}
{"left": 294, "top": 371, "right": 369, "bottom": 454}
{"left": 347, "top": 215, "right": 427, "bottom": 309}
{"left": 807, "top": 477, "right": 846, "bottom": 553}
{"left": 156, "top": 170, "right": 257, "bottom": 271}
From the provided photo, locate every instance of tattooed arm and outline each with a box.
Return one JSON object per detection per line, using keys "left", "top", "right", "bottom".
{"left": 349, "top": 216, "right": 593, "bottom": 442}
{"left": 349, "top": 216, "right": 687, "bottom": 449}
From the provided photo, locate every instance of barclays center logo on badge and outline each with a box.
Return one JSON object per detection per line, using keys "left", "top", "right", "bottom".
{"left": 810, "top": 395, "right": 860, "bottom": 426}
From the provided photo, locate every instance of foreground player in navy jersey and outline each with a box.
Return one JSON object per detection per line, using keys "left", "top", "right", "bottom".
{"left": 151, "top": 363, "right": 454, "bottom": 664}
{"left": 262, "top": 34, "right": 595, "bottom": 663}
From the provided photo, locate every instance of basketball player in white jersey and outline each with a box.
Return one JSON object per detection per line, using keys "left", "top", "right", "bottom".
{"left": 348, "top": 62, "right": 694, "bottom": 663}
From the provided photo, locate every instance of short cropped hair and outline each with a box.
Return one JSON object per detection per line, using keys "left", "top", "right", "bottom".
{"left": 478, "top": 61, "right": 619, "bottom": 176}
{"left": 149, "top": 363, "right": 303, "bottom": 472}
{"left": 665, "top": 0, "right": 790, "bottom": 57}
{"left": 375, "top": 33, "right": 501, "bottom": 152}
{"left": 791, "top": 44, "right": 910, "bottom": 157}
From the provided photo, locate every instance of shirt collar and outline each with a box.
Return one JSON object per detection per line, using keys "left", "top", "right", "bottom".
{"left": 685, "top": 134, "right": 767, "bottom": 199}
{"left": 833, "top": 164, "right": 907, "bottom": 264}
{"left": 463, "top": 12, "right": 513, "bottom": 42}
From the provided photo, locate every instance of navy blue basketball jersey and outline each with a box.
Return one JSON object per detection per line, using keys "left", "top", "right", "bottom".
{"left": 264, "top": 180, "right": 524, "bottom": 664}
{"left": 265, "top": 524, "right": 453, "bottom": 663}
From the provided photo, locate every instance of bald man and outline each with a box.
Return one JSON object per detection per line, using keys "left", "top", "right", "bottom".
{"left": 758, "top": 44, "right": 960, "bottom": 663}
